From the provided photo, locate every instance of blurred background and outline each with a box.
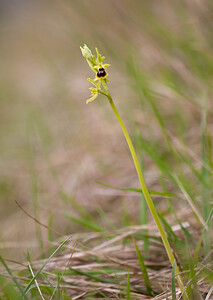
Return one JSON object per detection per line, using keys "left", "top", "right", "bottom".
{"left": 0, "top": 0, "right": 213, "bottom": 261}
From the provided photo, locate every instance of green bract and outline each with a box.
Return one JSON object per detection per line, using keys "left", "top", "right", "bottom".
{"left": 80, "top": 44, "right": 110, "bottom": 104}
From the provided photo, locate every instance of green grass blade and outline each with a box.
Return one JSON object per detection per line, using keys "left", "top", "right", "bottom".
{"left": 50, "top": 243, "right": 76, "bottom": 300}
{"left": 0, "top": 274, "right": 23, "bottom": 300}
{"left": 177, "top": 219, "right": 195, "bottom": 245}
{"left": 158, "top": 212, "right": 180, "bottom": 245}
{"left": 133, "top": 129, "right": 149, "bottom": 251}
{"left": 201, "top": 99, "right": 212, "bottom": 255}
{"left": 68, "top": 267, "right": 116, "bottom": 284}
{"left": 0, "top": 255, "right": 27, "bottom": 299}
{"left": 175, "top": 150, "right": 210, "bottom": 188}
{"left": 65, "top": 212, "right": 105, "bottom": 232}
{"left": 95, "top": 180, "right": 176, "bottom": 197}
{"left": 61, "top": 191, "right": 93, "bottom": 220}
{"left": 126, "top": 56, "right": 175, "bottom": 156}
{"left": 26, "top": 121, "right": 44, "bottom": 257}
{"left": 96, "top": 206, "right": 117, "bottom": 230}
{"left": 126, "top": 271, "right": 131, "bottom": 300}
{"left": 174, "top": 175, "right": 207, "bottom": 229}
{"left": 40, "top": 273, "right": 55, "bottom": 291}
{"left": 23, "top": 236, "right": 71, "bottom": 295}
{"left": 48, "top": 213, "right": 54, "bottom": 255}
{"left": 194, "top": 208, "right": 213, "bottom": 263}
{"left": 140, "top": 192, "right": 149, "bottom": 253}
{"left": 194, "top": 235, "right": 203, "bottom": 266}
{"left": 134, "top": 240, "right": 153, "bottom": 296}
{"left": 172, "top": 261, "right": 177, "bottom": 300}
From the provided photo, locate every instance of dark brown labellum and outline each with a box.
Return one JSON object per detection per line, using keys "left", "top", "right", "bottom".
{"left": 96, "top": 67, "right": 107, "bottom": 78}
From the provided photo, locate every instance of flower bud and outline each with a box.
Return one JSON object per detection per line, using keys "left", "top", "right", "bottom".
{"left": 80, "top": 44, "right": 93, "bottom": 60}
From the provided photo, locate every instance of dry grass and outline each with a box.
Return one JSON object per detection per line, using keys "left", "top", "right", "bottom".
{"left": 1, "top": 211, "right": 211, "bottom": 299}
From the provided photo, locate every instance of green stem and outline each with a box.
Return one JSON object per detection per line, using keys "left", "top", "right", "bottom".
{"left": 102, "top": 80, "right": 188, "bottom": 298}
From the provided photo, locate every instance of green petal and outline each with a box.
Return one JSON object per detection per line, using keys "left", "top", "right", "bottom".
{"left": 86, "top": 92, "right": 98, "bottom": 104}
{"left": 103, "top": 64, "right": 110, "bottom": 69}
{"left": 88, "top": 78, "right": 98, "bottom": 87}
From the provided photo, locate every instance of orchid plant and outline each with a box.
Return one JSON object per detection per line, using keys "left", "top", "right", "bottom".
{"left": 80, "top": 44, "right": 190, "bottom": 299}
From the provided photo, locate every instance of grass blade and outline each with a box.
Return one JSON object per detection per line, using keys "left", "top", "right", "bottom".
{"left": 158, "top": 212, "right": 180, "bottom": 245}
{"left": 23, "top": 236, "right": 71, "bottom": 295}
{"left": 172, "top": 261, "right": 177, "bottom": 300}
{"left": 50, "top": 243, "right": 76, "bottom": 300}
{"left": 65, "top": 212, "right": 105, "bottom": 232}
{"left": 194, "top": 208, "right": 213, "bottom": 263}
{"left": 174, "top": 175, "right": 207, "bottom": 230}
{"left": 201, "top": 99, "right": 212, "bottom": 255}
{"left": 134, "top": 240, "right": 153, "bottom": 296}
{"left": 126, "top": 271, "right": 131, "bottom": 300}
{"left": 0, "top": 274, "right": 23, "bottom": 300}
{"left": 0, "top": 255, "right": 27, "bottom": 299}
{"left": 95, "top": 180, "right": 176, "bottom": 197}
{"left": 26, "top": 121, "right": 44, "bottom": 257}
{"left": 48, "top": 213, "right": 54, "bottom": 255}
{"left": 68, "top": 267, "right": 116, "bottom": 284}
{"left": 28, "top": 262, "right": 45, "bottom": 300}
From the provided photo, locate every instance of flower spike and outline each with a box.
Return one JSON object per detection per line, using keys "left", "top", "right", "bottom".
{"left": 81, "top": 45, "right": 110, "bottom": 104}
